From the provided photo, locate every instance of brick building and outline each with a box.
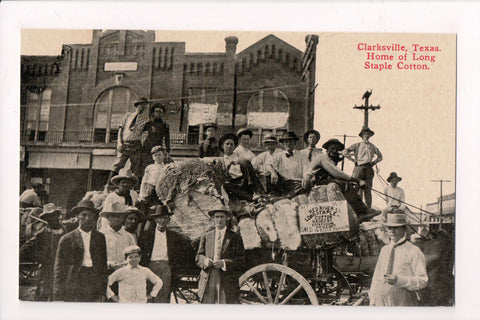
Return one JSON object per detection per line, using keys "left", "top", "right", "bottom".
{"left": 20, "top": 30, "right": 318, "bottom": 211}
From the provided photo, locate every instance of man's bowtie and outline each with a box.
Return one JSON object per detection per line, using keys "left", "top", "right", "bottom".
{"left": 286, "top": 151, "right": 293, "bottom": 158}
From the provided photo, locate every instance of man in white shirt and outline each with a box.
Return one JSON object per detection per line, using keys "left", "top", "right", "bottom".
{"left": 382, "top": 172, "right": 406, "bottom": 219}
{"left": 233, "top": 128, "right": 256, "bottom": 161}
{"left": 369, "top": 213, "right": 428, "bottom": 306}
{"left": 99, "top": 202, "right": 136, "bottom": 272}
{"left": 300, "top": 129, "right": 322, "bottom": 175}
{"left": 139, "top": 205, "right": 191, "bottom": 303}
{"left": 196, "top": 206, "right": 245, "bottom": 304}
{"left": 252, "top": 133, "right": 283, "bottom": 193}
{"left": 269, "top": 131, "right": 305, "bottom": 198}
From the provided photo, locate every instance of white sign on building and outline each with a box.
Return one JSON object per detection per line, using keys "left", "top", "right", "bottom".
{"left": 188, "top": 103, "right": 218, "bottom": 126}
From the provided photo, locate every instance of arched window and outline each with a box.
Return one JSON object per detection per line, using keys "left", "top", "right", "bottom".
{"left": 93, "top": 86, "right": 138, "bottom": 143}
{"left": 246, "top": 88, "right": 290, "bottom": 132}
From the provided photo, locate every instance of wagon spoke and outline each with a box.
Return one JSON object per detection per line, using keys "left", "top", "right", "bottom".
{"left": 246, "top": 281, "right": 268, "bottom": 304}
{"left": 274, "top": 272, "right": 286, "bottom": 304}
{"left": 279, "top": 284, "right": 303, "bottom": 305}
{"left": 262, "top": 271, "right": 273, "bottom": 303}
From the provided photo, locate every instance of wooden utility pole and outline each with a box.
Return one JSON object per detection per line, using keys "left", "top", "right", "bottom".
{"left": 431, "top": 179, "right": 451, "bottom": 230}
{"left": 334, "top": 134, "right": 356, "bottom": 170}
{"left": 353, "top": 90, "right": 381, "bottom": 129}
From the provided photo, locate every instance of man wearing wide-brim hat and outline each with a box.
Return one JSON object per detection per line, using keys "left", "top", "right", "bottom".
{"left": 196, "top": 205, "right": 245, "bottom": 304}
{"left": 369, "top": 213, "right": 428, "bottom": 306}
{"left": 99, "top": 200, "right": 136, "bottom": 273}
{"left": 107, "top": 96, "right": 150, "bottom": 186}
{"left": 138, "top": 205, "right": 192, "bottom": 303}
{"left": 383, "top": 172, "right": 406, "bottom": 217}
{"left": 341, "top": 127, "right": 383, "bottom": 209}
{"left": 199, "top": 122, "right": 221, "bottom": 158}
{"left": 268, "top": 131, "right": 306, "bottom": 198}
{"left": 300, "top": 129, "right": 322, "bottom": 173}
{"left": 53, "top": 200, "right": 108, "bottom": 302}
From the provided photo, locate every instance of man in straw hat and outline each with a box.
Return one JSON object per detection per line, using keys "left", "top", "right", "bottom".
{"left": 107, "top": 97, "right": 150, "bottom": 185}
{"left": 139, "top": 205, "right": 193, "bottom": 303}
{"left": 100, "top": 168, "right": 139, "bottom": 231}
{"left": 196, "top": 205, "right": 245, "bottom": 304}
{"left": 24, "top": 203, "right": 66, "bottom": 301}
{"left": 53, "top": 200, "right": 108, "bottom": 302}
{"left": 269, "top": 131, "right": 305, "bottom": 197}
{"left": 99, "top": 201, "right": 137, "bottom": 273}
{"left": 199, "top": 122, "right": 221, "bottom": 158}
{"left": 251, "top": 133, "right": 283, "bottom": 192}
{"left": 300, "top": 129, "right": 322, "bottom": 175}
{"left": 369, "top": 212, "right": 428, "bottom": 306}
{"left": 383, "top": 172, "right": 406, "bottom": 215}
{"left": 342, "top": 127, "right": 383, "bottom": 209}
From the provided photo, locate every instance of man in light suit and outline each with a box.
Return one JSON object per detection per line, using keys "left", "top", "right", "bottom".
{"left": 53, "top": 200, "right": 108, "bottom": 302}
{"left": 196, "top": 206, "right": 245, "bottom": 304}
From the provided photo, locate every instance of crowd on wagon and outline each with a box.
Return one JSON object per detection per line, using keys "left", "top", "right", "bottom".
{"left": 20, "top": 97, "right": 438, "bottom": 306}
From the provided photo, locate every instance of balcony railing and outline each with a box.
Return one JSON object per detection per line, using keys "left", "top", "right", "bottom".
{"left": 20, "top": 130, "right": 305, "bottom": 149}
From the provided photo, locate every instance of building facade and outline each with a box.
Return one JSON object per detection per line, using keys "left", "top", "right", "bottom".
{"left": 20, "top": 30, "right": 318, "bottom": 211}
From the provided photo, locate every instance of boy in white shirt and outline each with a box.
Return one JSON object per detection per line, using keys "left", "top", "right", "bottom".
{"left": 107, "top": 245, "right": 163, "bottom": 303}
{"left": 139, "top": 146, "right": 166, "bottom": 205}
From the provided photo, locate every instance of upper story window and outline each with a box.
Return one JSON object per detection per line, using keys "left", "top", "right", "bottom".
{"left": 247, "top": 88, "right": 289, "bottom": 113}
{"left": 25, "top": 89, "right": 51, "bottom": 141}
{"left": 93, "top": 86, "right": 138, "bottom": 143}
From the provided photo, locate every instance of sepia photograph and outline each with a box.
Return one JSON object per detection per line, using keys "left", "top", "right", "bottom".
{"left": 1, "top": 2, "right": 479, "bottom": 320}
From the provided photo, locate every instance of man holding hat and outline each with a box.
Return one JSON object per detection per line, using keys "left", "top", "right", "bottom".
{"left": 139, "top": 205, "right": 192, "bottom": 303}
{"left": 300, "top": 129, "right": 322, "bottom": 175}
{"left": 199, "top": 122, "right": 221, "bottom": 158}
{"left": 53, "top": 200, "right": 108, "bottom": 302}
{"left": 99, "top": 201, "right": 137, "bottom": 272}
{"left": 233, "top": 128, "right": 256, "bottom": 161}
{"left": 342, "top": 127, "right": 383, "bottom": 209}
{"left": 196, "top": 205, "right": 245, "bottom": 304}
{"left": 108, "top": 97, "right": 150, "bottom": 185}
{"left": 384, "top": 172, "right": 406, "bottom": 214}
{"left": 369, "top": 212, "right": 428, "bottom": 306}
{"left": 141, "top": 103, "right": 171, "bottom": 175}
{"left": 24, "top": 203, "right": 66, "bottom": 301}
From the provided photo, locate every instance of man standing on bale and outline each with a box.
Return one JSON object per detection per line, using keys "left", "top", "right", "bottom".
{"left": 369, "top": 213, "right": 428, "bottom": 306}
{"left": 300, "top": 129, "right": 322, "bottom": 175}
{"left": 107, "top": 97, "right": 150, "bottom": 185}
{"left": 53, "top": 200, "right": 107, "bottom": 302}
{"left": 342, "top": 127, "right": 383, "bottom": 209}
{"left": 142, "top": 103, "right": 171, "bottom": 175}
{"left": 196, "top": 206, "right": 245, "bottom": 304}
{"left": 139, "top": 205, "right": 193, "bottom": 303}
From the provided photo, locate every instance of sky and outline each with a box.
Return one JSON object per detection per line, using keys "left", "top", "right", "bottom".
{"left": 20, "top": 29, "right": 456, "bottom": 210}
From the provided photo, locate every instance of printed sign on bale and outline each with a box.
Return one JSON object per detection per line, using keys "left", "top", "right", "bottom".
{"left": 298, "top": 200, "right": 350, "bottom": 234}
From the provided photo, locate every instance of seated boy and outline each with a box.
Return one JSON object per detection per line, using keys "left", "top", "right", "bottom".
{"left": 139, "top": 146, "right": 166, "bottom": 208}
{"left": 107, "top": 245, "right": 163, "bottom": 303}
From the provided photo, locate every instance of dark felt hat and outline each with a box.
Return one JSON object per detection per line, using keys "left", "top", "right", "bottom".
{"left": 359, "top": 127, "right": 375, "bottom": 137}
{"left": 387, "top": 172, "right": 402, "bottom": 183}
{"left": 150, "top": 205, "right": 173, "bottom": 218}
{"left": 303, "top": 130, "right": 321, "bottom": 144}
{"left": 322, "top": 138, "right": 345, "bottom": 151}
{"left": 204, "top": 122, "right": 218, "bottom": 130}
{"left": 219, "top": 133, "right": 238, "bottom": 150}
{"left": 279, "top": 131, "right": 299, "bottom": 142}
{"left": 71, "top": 200, "right": 100, "bottom": 216}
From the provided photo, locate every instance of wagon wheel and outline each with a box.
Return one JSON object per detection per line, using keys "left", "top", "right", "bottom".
{"left": 313, "top": 266, "right": 353, "bottom": 304}
{"left": 19, "top": 262, "right": 41, "bottom": 285}
{"left": 239, "top": 263, "right": 319, "bottom": 305}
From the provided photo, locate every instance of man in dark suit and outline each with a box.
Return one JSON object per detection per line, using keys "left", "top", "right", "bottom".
{"left": 138, "top": 205, "right": 194, "bottom": 303}
{"left": 196, "top": 206, "right": 245, "bottom": 304}
{"left": 53, "top": 200, "right": 108, "bottom": 302}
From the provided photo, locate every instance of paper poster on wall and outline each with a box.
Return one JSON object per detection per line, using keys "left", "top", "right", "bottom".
{"left": 247, "top": 112, "right": 288, "bottom": 129}
{"left": 188, "top": 103, "right": 218, "bottom": 126}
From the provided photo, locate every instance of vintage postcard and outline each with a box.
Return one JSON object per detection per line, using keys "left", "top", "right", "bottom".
{"left": 2, "top": 2, "right": 478, "bottom": 320}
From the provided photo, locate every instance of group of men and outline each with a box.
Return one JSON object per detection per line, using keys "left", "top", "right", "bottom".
{"left": 22, "top": 95, "right": 429, "bottom": 306}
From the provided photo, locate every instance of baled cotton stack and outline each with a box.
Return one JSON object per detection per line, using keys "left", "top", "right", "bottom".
{"left": 272, "top": 199, "right": 302, "bottom": 250}
{"left": 238, "top": 218, "right": 262, "bottom": 249}
{"left": 255, "top": 204, "right": 278, "bottom": 243}
{"left": 292, "top": 194, "right": 309, "bottom": 206}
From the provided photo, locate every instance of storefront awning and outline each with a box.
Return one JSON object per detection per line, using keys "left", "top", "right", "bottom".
{"left": 28, "top": 152, "right": 90, "bottom": 169}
